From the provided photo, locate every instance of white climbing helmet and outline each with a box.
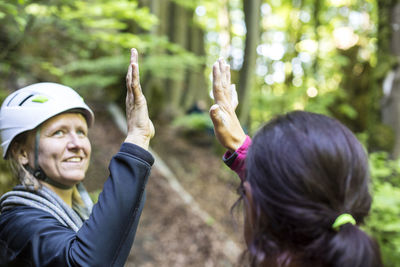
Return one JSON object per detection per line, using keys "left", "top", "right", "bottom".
{"left": 0, "top": 82, "right": 94, "bottom": 158}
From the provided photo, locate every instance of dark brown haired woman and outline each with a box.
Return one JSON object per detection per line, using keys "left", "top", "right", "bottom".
{"left": 209, "top": 58, "right": 382, "bottom": 267}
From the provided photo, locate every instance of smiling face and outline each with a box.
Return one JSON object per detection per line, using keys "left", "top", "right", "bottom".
{"left": 29, "top": 113, "right": 91, "bottom": 187}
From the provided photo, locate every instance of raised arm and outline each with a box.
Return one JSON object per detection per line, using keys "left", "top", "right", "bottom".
{"left": 0, "top": 49, "right": 155, "bottom": 266}
{"left": 209, "top": 58, "right": 246, "bottom": 152}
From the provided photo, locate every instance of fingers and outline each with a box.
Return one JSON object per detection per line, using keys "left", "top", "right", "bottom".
{"left": 126, "top": 62, "right": 133, "bottom": 93}
{"left": 126, "top": 48, "right": 138, "bottom": 91}
{"left": 130, "top": 48, "right": 138, "bottom": 64}
{"left": 219, "top": 59, "right": 231, "bottom": 105}
{"left": 230, "top": 84, "right": 238, "bottom": 110}
{"left": 131, "top": 62, "right": 143, "bottom": 101}
{"left": 213, "top": 58, "right": 236, "bottom": 110}
{"left": 127, "top": 48, "right": 143, "bottom": 102}
{"left": 212, "top": 60, "right": 226, "bottom": 106}
{"left": 212, "top": 61, "right": 221, "bottom": 96}
{"left": 219, "top": 59, "right": 229, "bottom": 90}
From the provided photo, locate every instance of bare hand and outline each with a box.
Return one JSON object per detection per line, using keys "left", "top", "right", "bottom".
{"left": 125, "top": 48, "right": 155, "bottom": 150}
{"left": 209, "top": 58, "right": 246, "bottom": 152}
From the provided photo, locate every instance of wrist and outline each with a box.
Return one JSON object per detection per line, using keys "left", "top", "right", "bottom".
{"left": 124, "top": 135, "right": 150, "bottom": 150}
{"left": 227, "top": 133, "right": 247, "bottom": 152}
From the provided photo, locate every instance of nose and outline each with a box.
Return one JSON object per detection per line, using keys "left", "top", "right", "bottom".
{"left": 66, "top": 133, "right": 84, "bottom": 150}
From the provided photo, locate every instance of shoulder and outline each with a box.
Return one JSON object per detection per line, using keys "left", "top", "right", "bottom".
{"left": 1, "top": 206, "right": 73, "bottom": 253}
{"left": 1, "top": 206, "right": 63, "bottom": 242}
{"left": 0, "top": 207, "right": 56, "bottom": 265}
{"left": 1, "top": 205, "right": 59, "bottom": 228}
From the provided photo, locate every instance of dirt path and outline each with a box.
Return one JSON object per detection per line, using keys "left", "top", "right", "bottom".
{"left": 128, "top": 168, "right": 236, "bottom": 267}
{"left": 85, "top": 103, "right": 244, "bottom": 266}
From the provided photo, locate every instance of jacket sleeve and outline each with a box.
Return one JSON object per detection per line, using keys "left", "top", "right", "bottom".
{"left": 0, "top": 142, "right": 154, "bottom": 267}
{"left": 222, "top": 135, "right": 251, "bottom": 181}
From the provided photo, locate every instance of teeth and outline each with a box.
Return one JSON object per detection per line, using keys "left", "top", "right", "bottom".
{"left": 67, "top": 157, "right": 81, "bottom": 162}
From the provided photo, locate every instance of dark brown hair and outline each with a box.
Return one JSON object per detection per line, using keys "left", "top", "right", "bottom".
{"left": 245, "top": 111, "right": 382, "bottom": 267}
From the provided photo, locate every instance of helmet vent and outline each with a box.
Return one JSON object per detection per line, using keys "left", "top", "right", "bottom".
{"left": 6, "top": 92, "right": 19, "bottom": 106}
{"left": 18, "top": 94, "right": 34, "bottom": 106}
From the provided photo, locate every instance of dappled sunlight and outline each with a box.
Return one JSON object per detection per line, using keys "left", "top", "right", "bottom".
{"left": 307, "top": 87, "right": 318, "bottom": 98}
{"left": 333, "top": 26, "right": 359, "bottom": 50}
{"left": 1, "top": 0, "right": 398, "bottom": 265}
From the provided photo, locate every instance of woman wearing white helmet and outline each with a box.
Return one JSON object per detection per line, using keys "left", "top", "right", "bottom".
{"left": 0, "top": 48, "right": 154, "bottom": 266}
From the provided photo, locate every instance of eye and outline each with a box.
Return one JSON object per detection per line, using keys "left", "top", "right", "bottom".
{"left": 77, "top": 129, "right": 87, "bottom": 137}
{"left": 52, "top": 130, "right": 64, "bottom": 137}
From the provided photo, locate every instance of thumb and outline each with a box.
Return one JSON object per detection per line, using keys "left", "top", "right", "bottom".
{"left": 209, "top": 104, "right": 220, "bottom": 123}
{"left": 209, "top": 104, "right": 227, "bottom": 127}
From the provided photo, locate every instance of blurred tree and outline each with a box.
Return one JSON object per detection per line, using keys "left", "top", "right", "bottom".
{"left": 0, "top": 0, "right": 207, "bottom": 194}
{"left": 329, "top": 0, "right": 400, "bottom": 155}
{"left": 237, "top": 0, "right": 262, "bottom": 126}
{"left": 0, "top": 0, "right": 206, "bottom": 121}
{"left": 380, "top": 0, "right": 400, "bottom": 158}
{"left": 136, "top": 0, "right": 208, "bottom": 120}
{"left": 1, "top": 1, "right": 400, "bottom": 263}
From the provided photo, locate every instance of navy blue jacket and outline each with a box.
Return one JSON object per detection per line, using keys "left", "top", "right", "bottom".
{"left": 0, "top": 143, "right": 154, "bottom": 266}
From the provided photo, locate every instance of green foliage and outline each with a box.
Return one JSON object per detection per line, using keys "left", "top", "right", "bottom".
{"left": 368, "top": 124, "right": 395, "bottom": 152}
{"left": 0, "top": 1, "right": 399, "bottom": 264}
{"left": 171, "top": 0, "right": 201, "bottom": 10}
{"left": 367, "top": 152, "right": 400, "bottom": 266}
{"left": 172, "top": 113, "right": 213, "bottom": 131}
{"left": 61, "top": 55, "right": 127, "bottom": 100}
{"left": 0, "top": 0, "right": 208, "bottom": 195}
{"left": 0, "top": 0, "right": 204, "bottom": 103}
{"left": 0, "top": 160, "right": 15, "bottom": 196}
{"left": 245, "top": 0, "right": 379, "bottom": 137}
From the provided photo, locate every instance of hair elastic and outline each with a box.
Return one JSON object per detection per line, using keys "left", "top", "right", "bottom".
{"left": 332, "top": 213, "right": 356, "bottom": 231}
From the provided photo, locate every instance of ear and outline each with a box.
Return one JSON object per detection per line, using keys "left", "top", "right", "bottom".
{"left": 10, "top": 143, "right": 30, "bottom": 165}
{"left": 243, "top": 181, "right": 257, "bottom": 246}
{"left": 243, "top": 181, "right": 256, "bottom": 224}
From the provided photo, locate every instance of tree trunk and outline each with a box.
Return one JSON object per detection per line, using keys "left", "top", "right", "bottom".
{"left": 138, "top": 0, "right": 207, "bottom": 121}
{"left": 381, "top": 1, "right": 400, "bottom": 158}
{"left": 140, "top": 0, "right": 170, "bottom": 119}
{"left": 182, "top": 25, "right": 207, "bottom": 111}
{"left": 166, "top": 2, "right": 190, "bottom": 116}
{"left": 238, "top": 0, "right": 262, "bottom": 126}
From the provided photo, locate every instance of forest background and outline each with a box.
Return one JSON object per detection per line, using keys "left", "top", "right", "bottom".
{"left": 0, "top": 0, "right": 399, "bottom": 265}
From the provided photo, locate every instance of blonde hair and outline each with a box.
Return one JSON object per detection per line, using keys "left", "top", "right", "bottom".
{"left": 7, "top": 128, "right": 84, "bottom": 206}
{"left": 7, "top": 131, "right": 41, "bottom": 190}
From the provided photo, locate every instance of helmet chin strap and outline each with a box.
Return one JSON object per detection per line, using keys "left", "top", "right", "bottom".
{"left": 26, "top": 128, "right": 74, "bottom": 190}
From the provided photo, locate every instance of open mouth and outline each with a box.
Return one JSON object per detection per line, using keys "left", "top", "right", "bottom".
{"left": 65, "top": 157, "right": 83, "bottom": 162}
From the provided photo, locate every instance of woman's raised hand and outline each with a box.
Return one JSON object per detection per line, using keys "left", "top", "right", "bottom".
{"left": 209, "top": 59, "right": 246, "bottom": 152}
{"left": 125, "top": 48, "right": 155, "bottom": 150}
